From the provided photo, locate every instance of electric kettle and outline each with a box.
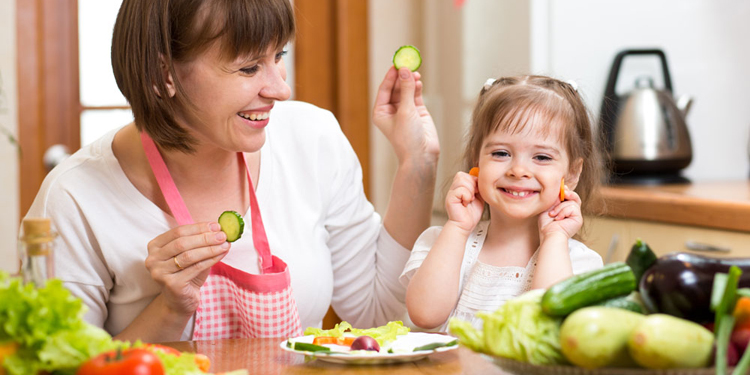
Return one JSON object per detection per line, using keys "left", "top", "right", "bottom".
{"left": 599, "top": 49, "right": 693, "bottom": 184}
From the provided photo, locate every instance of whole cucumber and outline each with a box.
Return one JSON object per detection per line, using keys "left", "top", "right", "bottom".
{"left": 628, "top": 314, "right": 714, "bottom": 369}
{"left": 542, "top": 262, "right": 636, "bottom": 316}
{"left": 625, "top": 238, "right": 657, "bottom": 283}
{"left": 639, "top": 252, "right": 750, "bottom": 323}
{"left": 560, "top": 307, "right": 645, "bottom": 368}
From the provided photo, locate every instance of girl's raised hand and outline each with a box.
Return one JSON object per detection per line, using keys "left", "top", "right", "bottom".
{"left": 445, "top": 171, "right": 484, "bottom": 234}
{"left": 144, "top": 222, "right": 230, "bottom": 316}
{"left": 538, "top": 186, "right": 583, "bottom": 241}
{"left": 372, "top": 66, "right": 439, "bottom": 166}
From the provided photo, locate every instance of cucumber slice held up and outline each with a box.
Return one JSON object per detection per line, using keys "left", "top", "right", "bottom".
{"left": 218, "top": 210, "right": 244, "bottom": 242}
{"left": 393, "top": 45, "right": 422, "bottom": 72}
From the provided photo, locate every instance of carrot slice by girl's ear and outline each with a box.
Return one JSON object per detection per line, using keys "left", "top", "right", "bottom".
{"left": 560, "top": 178, "right": 565, "bottom": 202}
{"left": 469, "top": 167, "right": 479, "bottom": 177}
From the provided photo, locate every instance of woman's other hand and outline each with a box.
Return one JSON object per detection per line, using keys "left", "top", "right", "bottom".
{"left": 144, "top": 222, "right": 230, "bottom": 316}
{"left": 445, "top": 171, "right": 484, "bottom": 235}
{"left": 538, "top": 188, "right": 583, "bottom": 242}
{"left": 372, "top": 66, "right": 439, "bottom": 166}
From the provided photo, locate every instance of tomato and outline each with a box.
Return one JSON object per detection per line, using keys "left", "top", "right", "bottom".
{"left": 77, "top": 348, "right": 164, "bottom": 375}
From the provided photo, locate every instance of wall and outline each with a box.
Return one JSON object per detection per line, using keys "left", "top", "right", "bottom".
{"left": 369, "top": 0, "right": 750, "bottom": 220}
{"left": 0, "top": 0, "right": 19, "bottom": 272}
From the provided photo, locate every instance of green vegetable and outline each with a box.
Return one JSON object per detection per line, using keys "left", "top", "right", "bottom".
{"left": 596, "top": 292, "right": 645, "bottom": 314}
{"left": 412, "top": 340, "right": 457, "bottom": 352}
{"left": 392, "top": 45, "right": 422, "bottom": 71}
{"left": 542, "top": 262, "right": 636, "bottom": 316}
{"left": 291, "top": 342, "right": 331, "bottom": 353}
{"left": 447, "top": 318, "right": 484, "bottom": 353}
{"left": 628, "top": 314, "right": 714, "bottom": 369}
{"left": 218, "top": 210, "right": 244, "bottom": 242}
{"left": 0, "top": 272, "right": 118, "bottom": 375}
{"left": 480, "top": 289, "right": 567, "bottom": 365}
{"left": 711, "top": 266, "right": 742, "bottom": 375}
{"left": 625, "top": 238, "right": 657, "bottom": 283}
{"left": 303, "top": 321, "right": 409, "bottom": 346}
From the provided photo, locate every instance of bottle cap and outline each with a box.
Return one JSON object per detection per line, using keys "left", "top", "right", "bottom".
{"left": 21, "top": 217, "right": 56, "bottom": 247}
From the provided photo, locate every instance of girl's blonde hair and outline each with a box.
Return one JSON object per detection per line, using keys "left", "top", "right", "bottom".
{"left": 463, "top": 75, "right": 605, "bottom": 227}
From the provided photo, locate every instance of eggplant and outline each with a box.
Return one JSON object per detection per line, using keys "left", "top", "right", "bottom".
{"left": 639, "top": 252, "right": 750, "bottom": 323}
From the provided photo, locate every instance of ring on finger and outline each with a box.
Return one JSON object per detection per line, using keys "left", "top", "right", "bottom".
{"left": 173, "top": 256, "right": 184, "bottom": 270}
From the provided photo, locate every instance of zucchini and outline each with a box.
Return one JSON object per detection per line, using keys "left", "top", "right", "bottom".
{"left": 412, "top": 340, "right": 458, "bottom": 352}
{"left": 625, "top": 238, "right": 657, "bottom": 283}
{"left": 218, "top": 210, "right": 244, "bottom": 242}
{"left": 541, "top": 262, "right": 636, "bottom": 316}
{"left": 392, "top": 45, "right": 422, "bottom": 71}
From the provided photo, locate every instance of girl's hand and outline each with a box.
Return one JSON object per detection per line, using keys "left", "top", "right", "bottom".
{"left": 144, "top": 222, "right": 230, "bottom": 316}
{"left": 445, "top": 171, "right": 484, "bottom": 234}
{"left": 372, "top": 66, "right": 439, "bottom": 166}
{"left": 538, "top": 186, "right": 583, "bottom": 241}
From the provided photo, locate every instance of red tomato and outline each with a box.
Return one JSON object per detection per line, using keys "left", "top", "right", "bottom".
{"left": 77, "top": 348, "right": 164, "bottom": 375}
{"left": 142, "top": 344, "right": 181, "bottom": 356}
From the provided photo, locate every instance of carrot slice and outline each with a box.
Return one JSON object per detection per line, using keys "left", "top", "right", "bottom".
{"left": 469, "top": 167, "right": 479, "bottom": 177}
{"left": 312, "top": 336, "right": 339, "bottom": 346}
{"left": 560, "top": 178, "right": 565, "bottom": 202}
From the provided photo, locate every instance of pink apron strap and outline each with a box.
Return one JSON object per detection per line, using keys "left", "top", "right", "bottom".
{"left": 140, "top": 132, "right": 194, "bottom": 225}
{"left": 140, "top": 132, "right": 273, "bottom": 273}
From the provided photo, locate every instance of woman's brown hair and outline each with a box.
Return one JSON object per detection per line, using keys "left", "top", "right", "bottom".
{"left": 463, "top": 76, "right": 605, "bottom": 234}
{"left": 111, "top": 0, "right": 295, "bottom": 152}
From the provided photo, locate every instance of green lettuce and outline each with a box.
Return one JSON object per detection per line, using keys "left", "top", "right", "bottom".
{"left": 303, "top": 320, "right": 410, "bottom": 346}
{"left": 452, "top": 289, "right": 567, "bottom": 366}
{"left": 0, "top": 273, "right": 118, "bottom": 375}
{"left": 447, "top": 318, "right": 484, "bottom": 352}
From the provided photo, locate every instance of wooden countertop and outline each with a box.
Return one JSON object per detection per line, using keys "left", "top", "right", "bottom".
{"left": 595, "top": 181, "right": 750, "bottom": 232}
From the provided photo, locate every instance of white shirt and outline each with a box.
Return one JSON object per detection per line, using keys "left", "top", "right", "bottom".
{"left": 26, "top": 101, "right": 410, "bottom": 340}
{"left": 399, "top": 221, "right": 603, "bottom": 331}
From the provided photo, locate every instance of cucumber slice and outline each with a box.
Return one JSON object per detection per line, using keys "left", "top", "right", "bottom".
{"left": 392, "top": 45, "right": 422, "bottom": 72}
{"left": 218, "top": 210, "right": 244, "bottom": 242}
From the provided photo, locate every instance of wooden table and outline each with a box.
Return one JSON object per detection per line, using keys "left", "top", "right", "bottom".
{"left": 164, "top": 338, "right": 507, "bottom": 374}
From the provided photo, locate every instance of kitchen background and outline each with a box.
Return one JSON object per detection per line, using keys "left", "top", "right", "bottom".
{"left": 1, "top": 0, "right": 750, "bottom": 272}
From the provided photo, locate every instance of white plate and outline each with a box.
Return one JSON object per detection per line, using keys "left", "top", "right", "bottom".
{"left": 280, "top": 332, "right": 458, "bottom": 365}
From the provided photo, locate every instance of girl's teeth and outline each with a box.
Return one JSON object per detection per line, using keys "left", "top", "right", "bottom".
{"left": 510, "top": 191, "right": 527, "bottom": 197}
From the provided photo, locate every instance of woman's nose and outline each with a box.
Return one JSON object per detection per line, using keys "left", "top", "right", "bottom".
{"left": 260, "top": 60, "right": 291, "bottom": 101}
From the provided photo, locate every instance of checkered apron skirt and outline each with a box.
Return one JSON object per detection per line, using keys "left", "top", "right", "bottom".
{"left": 142, "top": 133, "right": 302, "bottom": 339}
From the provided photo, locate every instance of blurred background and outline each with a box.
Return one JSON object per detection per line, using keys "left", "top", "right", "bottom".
{"left": 1, "top": 0, "right": 750, "bottom": 272}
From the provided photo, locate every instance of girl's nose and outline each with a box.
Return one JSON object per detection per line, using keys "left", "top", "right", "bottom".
{"left": 507, "top": 161, "right": 531, "bottom": 179}
{"left": 260, "top": 59, "right": 291, "bottom": 101}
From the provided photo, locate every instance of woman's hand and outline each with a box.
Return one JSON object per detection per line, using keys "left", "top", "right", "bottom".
{"left": 445, "top": 171, "right": 484, "bottom": 234}
{"left": 144, "top": 222, "right": 230, "bottom": 317}
{"left": 372, "top": 66, "right": 439, "bottom": 166}
{"left": 538, "top": 186, "right": 583, "bottom": 242}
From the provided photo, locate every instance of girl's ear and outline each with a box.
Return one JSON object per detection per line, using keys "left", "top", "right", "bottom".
{"left": 566, "top": 158, "right": 584, "bottom": 190}
{"left": 154, "top": 55, "right": 177, "bottom": 98}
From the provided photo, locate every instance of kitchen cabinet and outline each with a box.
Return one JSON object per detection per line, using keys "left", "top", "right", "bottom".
{"left": 585, "top": 181, "right": 750, "bottom": 263}
{"left": 585, "top": 216, "right": 750, "bottom": 263}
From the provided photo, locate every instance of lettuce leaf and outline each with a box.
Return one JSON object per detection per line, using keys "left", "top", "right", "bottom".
{"left": 0, "top": 273, "right": 118, "bottom": 375}
{"left": 480, "top": 289, "right": 567, "bottom": 365}
{"left": 447, "top": 318, "right": 484, "bottom": 352}
{"left": 302, "top": 321, "right": 410, "bottom": 346}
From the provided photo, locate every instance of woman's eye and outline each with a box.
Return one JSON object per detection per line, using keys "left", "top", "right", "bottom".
{"left": 239, "top": 65, "right": 260, "bottom": 75}
{"left": 275, "top": 50, "right": 288, "bottom": 62}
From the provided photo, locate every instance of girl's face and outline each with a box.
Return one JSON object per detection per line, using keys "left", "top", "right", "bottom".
{"left": 477, "top": 121, "right": 577, "bottom": 221}
{"left": 170, "top": 42, "right": 291, "bottom": 153}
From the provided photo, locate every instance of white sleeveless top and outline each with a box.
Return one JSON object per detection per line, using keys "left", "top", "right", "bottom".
{"left": 399, "top": 221, "right": 603, "bottom": 331}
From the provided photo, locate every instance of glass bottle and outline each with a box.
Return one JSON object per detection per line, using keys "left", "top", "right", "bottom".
{"left": 18, "top": 217, "right": 56, "bottom": 286}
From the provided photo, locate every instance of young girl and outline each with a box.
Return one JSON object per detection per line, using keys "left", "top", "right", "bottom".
{"left": 400, "top": 75, "right": 604, "bottom": 331}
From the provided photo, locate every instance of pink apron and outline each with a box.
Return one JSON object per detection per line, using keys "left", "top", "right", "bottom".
{"left": 141, "top": 132, "right": 302, "bottom": 339}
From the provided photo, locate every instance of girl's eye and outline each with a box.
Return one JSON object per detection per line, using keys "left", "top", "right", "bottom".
{"left": 534, "top": 154, "right": 553, "bottom": 162}
{"left": 491, "top": 150, "right": 509, "bottom": 158}
{"left": 275, "top": 50, "right": 288, "bottom": 62}
{"left": 239, "top": 65, "right": 259, "bottom": 75}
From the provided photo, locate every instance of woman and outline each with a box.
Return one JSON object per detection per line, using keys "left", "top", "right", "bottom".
{"left": 25, "top": 0, "right": 438, "bottom": 342}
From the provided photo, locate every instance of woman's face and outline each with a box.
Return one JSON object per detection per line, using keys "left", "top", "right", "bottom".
{"left": 171, "top": 42, "right": 291, "bottom": 153}
{"left": 477, "top": 120, "right": 572, "bottom": 221}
